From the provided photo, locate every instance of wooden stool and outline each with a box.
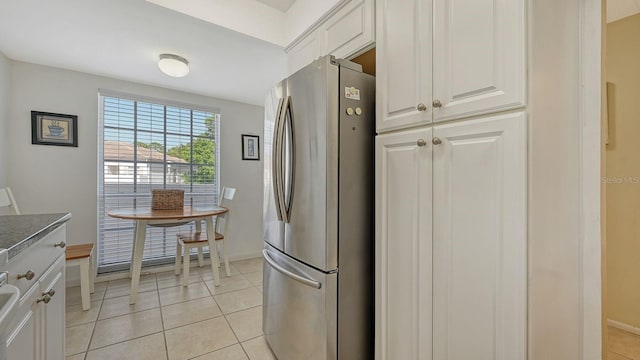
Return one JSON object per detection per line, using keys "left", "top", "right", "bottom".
{"left": 66, "top": 244, "right": 95, "bottom": 311}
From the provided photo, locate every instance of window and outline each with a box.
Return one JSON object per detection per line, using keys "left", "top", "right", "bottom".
{"left": 98, "top": 93, "right": 220, "bottom": 273}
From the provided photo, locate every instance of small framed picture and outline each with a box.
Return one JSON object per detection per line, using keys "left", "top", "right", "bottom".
{"left": 31, "top": 111, "right": 78, "bottom": 147}
{"left": 241, "top": 134, "right": 260, "bottom": 161}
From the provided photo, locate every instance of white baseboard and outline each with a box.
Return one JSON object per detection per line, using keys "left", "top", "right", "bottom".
{"left": 65, "top": 251, "right": 263, "bottom": 287}
{"left": 608, "top": 319, "right": 640, "bottom": 336}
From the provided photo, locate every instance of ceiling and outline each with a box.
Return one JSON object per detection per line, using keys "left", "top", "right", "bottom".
{"left": 0, "top": 0, "right": 287, "bottom": 106}
{"left": 608, "top": 0, "right": 640, "bottom": 23}
{"left": 255, "top": 0, "right": 296, "bottom": 12}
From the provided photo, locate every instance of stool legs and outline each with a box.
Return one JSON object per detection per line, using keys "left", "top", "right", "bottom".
{"left": 79, "top": 257, "right": 91, "bottom": 311}
{"left": 183, "top": 244, "right": 191, "bottom": 287}
{"left": 175, "top": 240, "right": 182, "bottom": 275}
{"left": 220, "top": 240, "right": 231, "bottom": 277}
{"left": 197, "top": 248, "right": 204, "bottom": 267}
{"left": 89, "top": 249, "right": 95, "bottom": 294}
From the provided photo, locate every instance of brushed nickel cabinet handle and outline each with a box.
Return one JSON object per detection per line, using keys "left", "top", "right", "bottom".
{"left": 42, "top": 289, "right": 56, "bottom": 297}
{"left": 432, "top": 137, "right": 442, "bottom": 145}
{"left": 417, "top": 139, "right": 427, "bottom": 147}
{"left": 18, "top": 270, "right": 35, "bottom": 281}
{"left": 54, "top": 241, "right": 66, "bottom": 248}
{"left": 37, "top": 295, "right": 51, "bottom": 304}
{"left": 417, "top": 103, "right": 428, "bottom": 112}
{"left": 432, "top": 99, "right": 443, "bottom": 108}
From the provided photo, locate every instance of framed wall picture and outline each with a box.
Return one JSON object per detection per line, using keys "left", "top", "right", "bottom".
{"left": 241, "top": 134, "right": 260, "bottom": 160}
{"left": 31, "top": 111, "right": 78, "bottom": 147}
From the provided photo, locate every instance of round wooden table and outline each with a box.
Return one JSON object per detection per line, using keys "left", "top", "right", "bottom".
{"left": 108, "top": 206, "right": 228, "bottom": 304}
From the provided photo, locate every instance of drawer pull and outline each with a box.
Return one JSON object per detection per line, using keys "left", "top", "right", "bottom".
{"left": 17, "top": 270, "right": 35, "bottom": 281}
{"left": 37, "top": 295, "right": 51, "bottom": 304}
{"left": 54, "top": 241, "right": 66, "bottom": 248}
{"left": 42, "top": 289, "right": 56, "bottom": 297}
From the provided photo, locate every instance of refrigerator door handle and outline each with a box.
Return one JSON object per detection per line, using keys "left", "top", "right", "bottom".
{"left": 282, "top": 96, "right": 295, "bottom": 223}
{"left": 273, "top": 97, "right": 285, "bottom": 222}
{"left": 263, "top": 250, "right": 321, "bottom": 289}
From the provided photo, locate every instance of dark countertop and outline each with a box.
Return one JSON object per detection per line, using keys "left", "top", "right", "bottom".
{"left": 0, "top": 213, "right": 72, "bottom": 260}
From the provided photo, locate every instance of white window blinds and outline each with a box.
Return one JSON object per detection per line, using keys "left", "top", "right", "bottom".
{"left": 98, "top": 94, "right": 220, "bottom": 273}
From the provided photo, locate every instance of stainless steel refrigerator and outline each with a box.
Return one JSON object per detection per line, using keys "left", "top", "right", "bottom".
{"left": 262, "top": 55, "right": 374, "bottom": 360}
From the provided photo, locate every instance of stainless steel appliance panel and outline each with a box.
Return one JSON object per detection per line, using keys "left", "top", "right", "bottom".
{"left": 263, "top": 243, "right": 338, "bottom": 360}
{"left": 337, "top": 67, "right": 375, "bottom": 360}
{"left": 263, "top": 81, "right": 286, "bottom": 251}
{"left": 283, "top": 57, "right": 340, "bottom": 272}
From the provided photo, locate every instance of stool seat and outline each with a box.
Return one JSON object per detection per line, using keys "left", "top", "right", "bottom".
{"left": 66, "top": 243, "right": 95, "bottom": 311}
{"left": 177, "top": 232, "right": 224, "bottom": 243}
{"left": 66, "top": 244, "right": 94, "bottom": 260}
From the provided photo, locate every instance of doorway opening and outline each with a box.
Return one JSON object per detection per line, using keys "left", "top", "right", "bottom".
{"left": 603, "top": 2, "right": 640, "bottom": 358}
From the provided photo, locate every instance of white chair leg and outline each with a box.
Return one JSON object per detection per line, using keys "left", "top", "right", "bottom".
{"left": 175, "top": 240, "right": 182, "bottom": 275}
{"left": 220, "top": 239, "right": 231, "bottom": 277}
{"left": 183, "top": 245, "right": 191, "bottom": 286}
{"left": 197, "top": 248, "right": 204, "bottom": 267}
{"left": 80, "top": 258, "right": 91, "bottom": 311}
{"left": 89, "top": 249, "right": 95, "bottom": 294}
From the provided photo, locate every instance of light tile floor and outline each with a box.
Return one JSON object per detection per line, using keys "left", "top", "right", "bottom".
{"left": 609, "top": 326, "right": 640, "bottom": 360}
{"left": 65, "top": 257, "right": 275, "bottom": 360}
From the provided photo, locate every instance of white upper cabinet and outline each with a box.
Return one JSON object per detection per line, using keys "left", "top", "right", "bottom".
{"left": 287, "top": 0, "right": 375, "bottom": 76}
{"left": 287, "top": 32, "right": 321, "bottom": 76}
{"left": 376, "top": 0, "right": 526, "bottom": 132}
{"left": 432, "top": 0, "right": 526, "bottom": 122}
{"left": 321, "top": 0, "right": 374, "bottom": 59}
{"left": 432, "top": 112, "right": 527, "bottom": 360}
{"left": 376, "top": 0, "right": 432, "bottom": 132}
{"left": 375, "top": 127, "right": 432, "bottom": 360}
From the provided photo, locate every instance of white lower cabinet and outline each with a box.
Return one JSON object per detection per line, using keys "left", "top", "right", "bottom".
{"left": 3, "top": 226, "right": 67, "bottom": 360}
{"left": 376, "top": 112, "right": 527, "bottom": 360}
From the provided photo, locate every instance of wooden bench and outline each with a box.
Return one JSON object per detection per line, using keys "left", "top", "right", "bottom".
{"left": 66, "top": 244, "right": 95, "bottom": 310}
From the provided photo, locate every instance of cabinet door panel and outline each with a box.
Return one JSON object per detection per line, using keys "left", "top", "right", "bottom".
{"left": 375, "top": 128, "right": 432, "bottom": 360}
{"left": 376, "top": 0, "right": 432, "bottom": 132}
{"left": 323, "top": 0, "right": 374, "bottom": 59}
{"left": 42, "top": 256, "right": 65, "bottom": 360}
{"left": 433, "top": 112, "right": 526, "bottom": 360}
{"left": 6, "top": 308, "right": 37, "bottom": 360}
{"left": 288, "top": 33, "right": 321, "bottom": 76}
{"left": 433, "top": 0, "right": 525, "bottom": 121}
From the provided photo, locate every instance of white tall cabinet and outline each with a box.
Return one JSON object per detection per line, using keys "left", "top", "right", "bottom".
{"left": 375, "top": 0, "right": 527, "bottom": 359}
{"left": 376, "top": 127, "right": 432, "bottom": 360}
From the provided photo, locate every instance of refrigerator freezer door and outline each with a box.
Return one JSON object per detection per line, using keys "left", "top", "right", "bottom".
{"left": 264, "top": 81, "right": 286, "bottom": 252}
{"left": 263, "top": 244, "right": 337, "bottom": 360}
{"left": 284, "top": 57, "right": 340, "bottom": 272}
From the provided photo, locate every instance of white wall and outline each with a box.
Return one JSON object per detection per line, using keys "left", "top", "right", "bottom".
{"left": 6, "top": 61, "right": 264, "bottom": 285}
{"left": 0, "top": 51, "right": 9, "bottom": 188}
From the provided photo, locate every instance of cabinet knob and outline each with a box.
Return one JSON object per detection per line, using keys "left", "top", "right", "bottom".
{"left": 432, "top": 99, "right": 443, "bottom": 108}
{"left": 54, "top": 241, "right": 66, "bottom": 248}
{"left": 432, "top": 137, "right": 442, "bottom": 145}
{"left": 417, "top": 139, "right": 427, "bottom": 147}
{"left": 37, "top": 294, "right": 51, "bottom": 304}
{"left": 416, "top": 103, "right": 428, "bottom": 112}
{"left": 42, "top": 289, "right": 56, "bottom": 297}
{"left": 18, "top": 270, "right": 35, "bottom": 281}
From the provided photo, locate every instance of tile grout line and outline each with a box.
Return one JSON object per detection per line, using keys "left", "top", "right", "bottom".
{"left": 81, "top": 279, "right": 107, "bottom": 359}
{"left": 156, "top": 273, "right": 171, "bottom": 360}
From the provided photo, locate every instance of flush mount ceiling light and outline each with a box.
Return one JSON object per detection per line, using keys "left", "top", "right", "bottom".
{"left": 158, "top": 54, "right": 189, "bottom": 77}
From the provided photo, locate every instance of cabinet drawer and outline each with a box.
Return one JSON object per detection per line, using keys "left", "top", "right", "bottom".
{"left": 5, "top": 225, "right": 66, "bottom": 299}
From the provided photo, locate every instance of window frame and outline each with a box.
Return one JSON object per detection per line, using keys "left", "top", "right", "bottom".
{"left": 97, "top": 90, "right": 221, "bottom": 274}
